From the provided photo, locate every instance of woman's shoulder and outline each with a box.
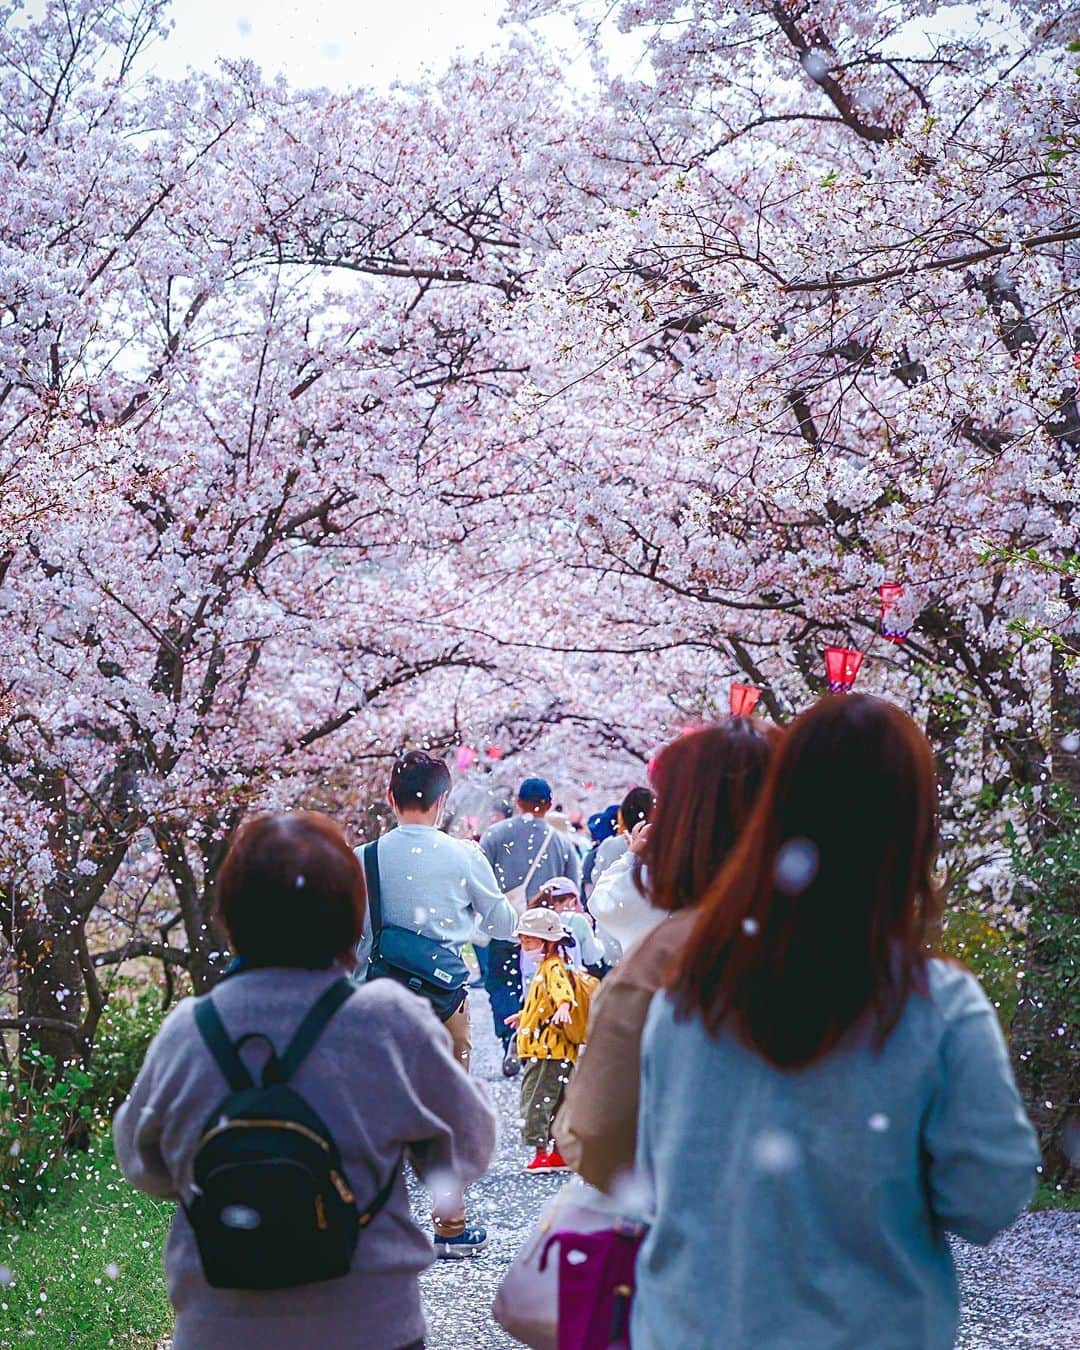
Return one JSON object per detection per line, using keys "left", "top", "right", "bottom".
{"left": 924, "top": 956, "right": 995, "bottom": 1025}
{"left": 208, "top": 971, "right": 446, "bottom": 1044}
{"left": 340, "top": 976, "right": 446, "bottom": 1038}
{"left": 147, "top": 992, "right": 199, "bottom": 1049}
{"left": 611, "top": 909, "right": 696, "bottom": 990}
{"left": 639, "top": 984, "right": 695, "bottom": 1055}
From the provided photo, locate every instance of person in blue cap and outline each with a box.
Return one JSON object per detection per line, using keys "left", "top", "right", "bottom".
{"left": 581, "top": 803, "right": 620, "bottom": 904}
{"left": 479, "top": 777, "right": 582, "bottom": 1076}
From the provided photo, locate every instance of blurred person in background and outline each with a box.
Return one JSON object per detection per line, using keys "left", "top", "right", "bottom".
{"left": 557, "top": 718, "right": 776, "bottom": 1188}
{"left": 592, "top": 785, "right": 655, "bottom": 884}
{"left": 480, "top": 777, "right": 581, "bottom": 1077}
{"left": 580, "top": 803, "right": 619, "bottom": 904}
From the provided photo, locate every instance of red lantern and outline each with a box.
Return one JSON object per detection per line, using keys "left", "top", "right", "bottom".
{"left": 824, "top": 646, "right": 863, "bottom": 693}
{"left": 486, "top": 745, "right": 504, "bottom": 761}
{"left": 879, "top": 582, "right": 908, "bottom": 642}
{"left": 730, "top": 683, "right": 762, "bottom": 717}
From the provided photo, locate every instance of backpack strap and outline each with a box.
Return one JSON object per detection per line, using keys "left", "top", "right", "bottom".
{"left": 362, "top": 839, "right": 383, "bottom": 946}
{"left": 358, "top": 1153, "right": 403, "bottom": 1230}
{"left": 274, "top": 977, "right": 356, "bottom": 1084}
{"left": 193, "top": 998, "right": 256, "bottom": 1092}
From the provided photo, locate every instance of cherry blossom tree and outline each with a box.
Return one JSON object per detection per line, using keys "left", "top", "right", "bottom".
{"left": 0, "top": 1, "right": 592, "bottom": 1062}
{"left": 3, "top": 0, "right": 1076, "bottom": 1179}
{"left": 504, "top": 0, "right": 1080, "bottom": 1177}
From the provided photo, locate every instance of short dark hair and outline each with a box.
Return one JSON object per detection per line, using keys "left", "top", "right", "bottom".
{"left": 620, "top": 785, "right": 655, "bottom": 832}
{"left": 216, "top": 812, "right": 365, "bottom": 969}
{"left": 390, "top": 749, "right": 451, "bottom": 811}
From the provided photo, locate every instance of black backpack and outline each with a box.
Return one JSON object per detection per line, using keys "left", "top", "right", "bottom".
{"left": 185, "top": 978, "right": 400, "bottom": 1291}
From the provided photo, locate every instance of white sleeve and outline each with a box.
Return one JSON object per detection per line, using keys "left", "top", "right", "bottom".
{"left": 590, "top": 855, "right": 645, "bottom": 936}
{"left": 465, "top": 844, "right": 518, "bottom": 941}
{"left": 571, "top": 912, "right": 605, "bottom": 968}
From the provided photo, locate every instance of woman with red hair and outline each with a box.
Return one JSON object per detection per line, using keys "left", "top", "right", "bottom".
{"left": 557, "top": 716, "right": 776, "bottom": 1189}
{"left": 631, "top": 696, "right": 1039, "bottom": 1350}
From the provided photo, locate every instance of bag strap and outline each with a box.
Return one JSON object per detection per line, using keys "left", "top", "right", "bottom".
{"left": 194, "top": 998, "right": 256, "bottom": 1092}
{"left": 521, "top": 823, "right": 554, "bottom": 897}
{"left": 362, "top": 839, "right": 383, "bottom": 944}
{"left": 358, "top": 1154, "right": 404, "bottom": 1230}
{"left": 275, "top": 978, "right": 355, "bottom": 1084}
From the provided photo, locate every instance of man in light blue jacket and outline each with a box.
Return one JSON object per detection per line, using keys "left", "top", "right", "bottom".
{"left": 357, "top": 750, "right": 515, "bottom": 1260}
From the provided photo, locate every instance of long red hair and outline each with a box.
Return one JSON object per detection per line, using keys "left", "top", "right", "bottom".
{"left": 669, "top": 695, "right": 942, "bottom": 1067}
{"left": 642, "top": 718, "right": 778, "bottom": 912}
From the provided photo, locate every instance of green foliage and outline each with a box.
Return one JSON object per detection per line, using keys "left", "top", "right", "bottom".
{"left": 82, "top": 983, "right": 167, "bottom": 1123}
{"left": 1005, "top": 783, "right": 1080, "bottom": 1180}
{"left": 0, "top": 1137, "right": 171, "bottom": 1348}
{"left": 0, "top": 982, "right": 167, "bottom": 1226}
{"left": 1006, "top": 785, "right": 1080, "bottom": 1042}
{"left": 0, "top": 1047, "right": 93, "bottom": 1225}
{"left": 941, "top": 905, "right": 1022, "bottom": 1031}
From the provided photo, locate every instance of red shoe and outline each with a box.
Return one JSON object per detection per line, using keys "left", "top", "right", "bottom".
{"left": 525, "top": 1149, "right": 569, "bottom": 1173}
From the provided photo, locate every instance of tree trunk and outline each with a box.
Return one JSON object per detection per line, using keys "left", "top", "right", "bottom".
{"left": 156, "top": 824, "right": 230, "bottom": 992}
{"left": 13, "top": 883, "right": 84, "bottom": 1067}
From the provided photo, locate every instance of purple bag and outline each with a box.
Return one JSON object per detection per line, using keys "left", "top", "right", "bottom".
{"left": 540, "top": 1220, "right": 646, "bottom": 1350}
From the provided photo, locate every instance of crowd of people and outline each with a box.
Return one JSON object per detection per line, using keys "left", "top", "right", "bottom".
{"left": 114, "top": 695, "right": 1041, "bottom": 1350}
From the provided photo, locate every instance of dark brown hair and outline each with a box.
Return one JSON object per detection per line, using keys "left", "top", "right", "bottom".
{"left": 642, "top": 718, "right": 778, "bottom": 913}
{"left": 669, "top": 695, "right": 942, "bottom": 1068}
{"left": 216, "top": 812, "right": 365, "bottom": 969}
{"left": 389, "top": 749, "right": 451, "bottom": 812}
{"left": 619, "top": 785, "right": 655, "bottom": 832}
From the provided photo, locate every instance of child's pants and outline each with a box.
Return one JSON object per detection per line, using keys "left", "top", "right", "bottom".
{"left": 520, "top": 1057, "right": 576, "bottom": 1148}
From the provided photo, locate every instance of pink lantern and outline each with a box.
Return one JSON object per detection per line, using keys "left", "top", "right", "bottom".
{"left": 730, "top": 683, "right": 762, "bottom": 717}
{"left": 455, "top": 745, "right": 478, "bottom": 772}
{"left": 879, "top": 582, "right": 908, "bottom": 642}
{"left": 824, "top": 646, "right": 864, "bottom": 693}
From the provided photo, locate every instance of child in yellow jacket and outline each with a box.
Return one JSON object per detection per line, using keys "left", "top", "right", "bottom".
{"left": 504, "top": 907, "right": 587, "bottom": 1172}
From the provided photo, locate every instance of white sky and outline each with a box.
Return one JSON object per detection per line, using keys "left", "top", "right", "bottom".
{"left": 142, "top": 0, "right": 556, "bottom": 89}
{"left": 23, "top": 0, "right": 1003, "bottom": 93}
{"left": 139, "top": 0, "right": 1005, "bottom": 90}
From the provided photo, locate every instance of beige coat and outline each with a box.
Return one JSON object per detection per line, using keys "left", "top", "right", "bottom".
{"left": 554, "top": 908, "right": 696, "bottom": 1193}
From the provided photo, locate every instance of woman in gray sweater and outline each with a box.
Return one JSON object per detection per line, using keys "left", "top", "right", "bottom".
{"left": 114, "top": 812, "right": 496, "bottom": 1350}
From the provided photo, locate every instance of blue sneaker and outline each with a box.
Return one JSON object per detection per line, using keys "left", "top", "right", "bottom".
{"left": 434, "top": 1223, "right": 488, "bottom": 1259}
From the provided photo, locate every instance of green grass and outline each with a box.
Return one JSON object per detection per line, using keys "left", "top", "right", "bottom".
{"left": 1031, "top": 1180, "right": 1080, "bottom": 1212}
{"left": 0, "top": 1138, "right": 172, "bottom": 1348}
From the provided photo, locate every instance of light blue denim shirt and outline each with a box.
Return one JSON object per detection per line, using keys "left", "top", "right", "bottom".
{"left": 633, "top": 960, "right": 1039, "bottom": 1350}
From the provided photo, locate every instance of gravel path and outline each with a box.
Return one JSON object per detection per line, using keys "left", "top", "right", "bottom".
{"left": 413, "top": 991, "right": 1080, "bottom": 1349}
